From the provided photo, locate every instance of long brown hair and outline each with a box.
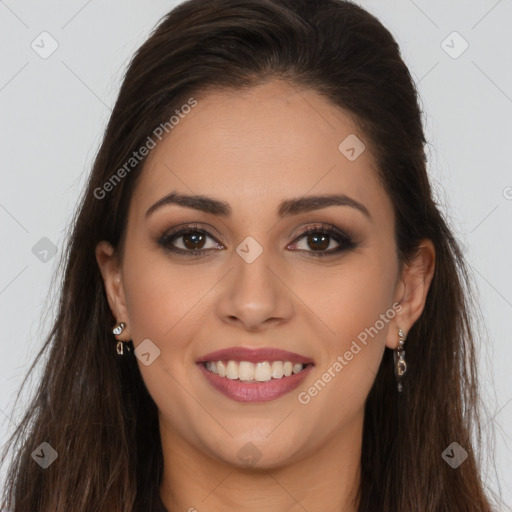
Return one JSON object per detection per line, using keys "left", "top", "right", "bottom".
{"left": 0, "top": 0, "right": 500, "bottom": 510}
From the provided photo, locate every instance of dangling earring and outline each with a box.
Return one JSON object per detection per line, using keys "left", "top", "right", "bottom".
{"left": 112, "top": 322, "right": 127, "bottom": 355}
{"left": 393, "top": 327, "right": 407, "bottom": 392}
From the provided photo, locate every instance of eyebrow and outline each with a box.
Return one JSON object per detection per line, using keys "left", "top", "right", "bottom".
{"left": 145, "top": 191, "right": 371, "bottom": 220}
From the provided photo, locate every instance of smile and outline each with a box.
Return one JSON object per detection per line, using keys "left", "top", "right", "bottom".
{"left": 196, "top": 346, "right": 314, "bottom": 402}
{"left": 203, "top": 360, "right": 309, "bottom": 381}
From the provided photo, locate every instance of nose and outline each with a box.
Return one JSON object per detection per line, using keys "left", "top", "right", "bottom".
{"left": 214, "top": 246, "right": 295, "bottom": 332}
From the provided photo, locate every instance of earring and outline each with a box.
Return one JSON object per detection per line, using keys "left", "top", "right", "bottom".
{"left": 393, "top": 327, "right": 407, "bottom": 392}
{"left": 112, "top": 322, "right": 128, "bottom": 355}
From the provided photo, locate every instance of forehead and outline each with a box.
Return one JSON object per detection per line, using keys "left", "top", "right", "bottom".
{"left": 131, "top": 80, "right": 392, "bottom": 223}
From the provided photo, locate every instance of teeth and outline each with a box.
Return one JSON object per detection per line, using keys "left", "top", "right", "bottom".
{"left": 271, "top": 361, "right": 284, "bottom": 379}
{"left": 226, "top": 360, "right": 238, "bottom": 380}
{"left": 203, "top": 360, "right": 307, "bottom": 381}
{"left": 292, "top": 363, "right": 303, "bottom": 374}
{"left": 255, "top": 361, "right": 272, "bottom": 382}
{"left": 239, "top": 361, "right": 255, "bottom": 381}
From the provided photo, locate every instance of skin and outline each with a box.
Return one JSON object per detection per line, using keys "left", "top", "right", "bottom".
{"left": 96, "top": 79, "right": 435, "bottom": 512}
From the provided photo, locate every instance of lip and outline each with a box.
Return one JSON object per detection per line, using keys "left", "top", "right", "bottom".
{"left": 197, "top": 362, "right": 314, "bottom": 403}
{"left": 197, "top": 346, "right": 314, "bottom": 365}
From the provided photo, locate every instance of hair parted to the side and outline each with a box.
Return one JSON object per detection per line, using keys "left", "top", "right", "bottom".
{"left": 0, "top": 0, "right": 499, "bottom": 510}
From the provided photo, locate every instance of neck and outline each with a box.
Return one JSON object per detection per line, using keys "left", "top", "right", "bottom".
{"left": 158, "top": 411, "right": 363, "bottom": 512}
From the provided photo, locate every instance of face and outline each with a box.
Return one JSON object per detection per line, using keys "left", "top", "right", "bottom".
{"left": 97, "top": 79, "right": 426, "bottom": 469}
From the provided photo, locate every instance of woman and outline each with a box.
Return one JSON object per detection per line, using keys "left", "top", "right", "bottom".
{"left": 0, "top": 0, "right": 498, "bottom": 510}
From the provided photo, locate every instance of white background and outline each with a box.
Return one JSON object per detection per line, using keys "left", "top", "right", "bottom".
{"left": 0, "top": 0, "right": 511, "bottom": 509}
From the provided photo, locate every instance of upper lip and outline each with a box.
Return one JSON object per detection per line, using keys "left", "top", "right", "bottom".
{"left": 197, "top": 347, "right": 314, "bottom": 365}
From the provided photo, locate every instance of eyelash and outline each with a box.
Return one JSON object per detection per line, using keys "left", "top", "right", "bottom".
{"left": 157, "top": 223, "right": 357, "bottom": 258}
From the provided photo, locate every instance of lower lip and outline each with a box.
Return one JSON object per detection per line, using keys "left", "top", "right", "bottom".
{"left": 197, "top": 363, "right": 313, "bottom": 403}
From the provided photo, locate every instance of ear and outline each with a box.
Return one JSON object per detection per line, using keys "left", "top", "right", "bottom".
{"left": 95, "top": 241, "right": 132, "bottom": 340}
{"left": 385, "top": 238, "right": 435, "bottom": 349}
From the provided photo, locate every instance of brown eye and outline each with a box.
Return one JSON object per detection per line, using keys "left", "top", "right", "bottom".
{"left": 288, "top": 224, "right": 357, "bottom": 257}
{"left": 158, "top": 226, "right": 223, "bottom": 255}
{"left": 304, "top": 233, "right": 331, "bottom": 251}
{"left": 182, "top": 231, "right": 207, "bottom": 250}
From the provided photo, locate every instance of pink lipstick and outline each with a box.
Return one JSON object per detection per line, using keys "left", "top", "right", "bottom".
{"left": 196, "top": 346, "right": 314, "bottom": 403}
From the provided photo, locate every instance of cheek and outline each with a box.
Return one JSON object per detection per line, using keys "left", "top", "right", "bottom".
{"left": 294, "top": 249, "right": 397, "bottom": 347}
{"left": 292, "top": 253, "right": 397, "bottom": 424}
{"left": 120, "top": 248, "right": 213, "bottom": 409}
{"left": 123, "top": 254, "right": 208, "bottom": 338}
